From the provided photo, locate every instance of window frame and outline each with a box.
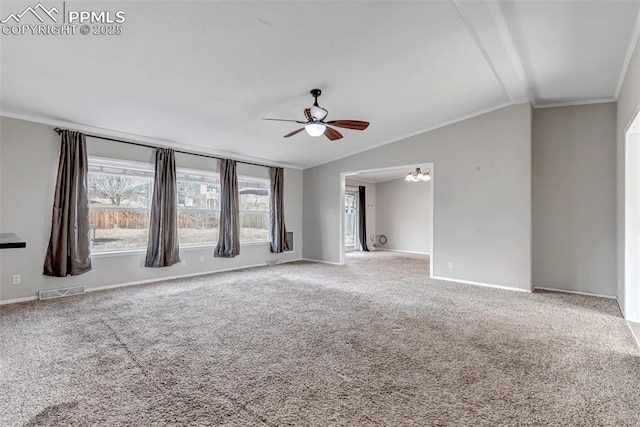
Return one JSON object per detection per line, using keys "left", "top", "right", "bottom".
{"left": 87, "top": 156, "right": 271, "bottom": 255}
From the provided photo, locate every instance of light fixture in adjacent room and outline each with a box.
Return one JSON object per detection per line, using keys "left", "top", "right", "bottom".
{"left": 305, "top": 123, "right": 326, "bottom": 137}
{"left": 405, "top": 167, "right": 431, "bottom": 182}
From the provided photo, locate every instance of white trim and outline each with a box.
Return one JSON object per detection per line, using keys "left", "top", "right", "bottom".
{"left": 0, "top": 295, "right": 39, "bottom": 305}
{"left": 617, "top": 294, "right": 626, "bottom": 317}
{"left": 301, "top": 258, "right": 343, "bottom": 266}
{"left": 375, "top": 248, "right": 431, "bottom": 255}
{"left": 615, "top": 5, "right": 640, "bottom": 99}
{"left": 533, "top": 97, "right": 617, "bottom": 109}
{"left": 532, "top": 286, "right": 617, "bottom": 300}
{"left": 626, "top": 322, "right": 640, "bottom": 347}
{"left": 0, "top": 259, "right": 303, "bottom": 305}
{"left": 91, "top": 241, "right": 271, "bottom": 257}
{"left": 431, "top": 275, "right": 531, "bottom": 293}
{"left": 0, "top": 112, "right": 302, "bottom": 170}
{"left": 306, "top": 102, "right": 511, "bottom": 169}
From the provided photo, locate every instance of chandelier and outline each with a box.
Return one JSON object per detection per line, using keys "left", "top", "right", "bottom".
{"left": 404, "top": 167, "right": 431, "bottom": 182}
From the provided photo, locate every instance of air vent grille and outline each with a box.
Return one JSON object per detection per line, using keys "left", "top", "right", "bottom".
{"left": 39, "top": 286, "right": 85, "bottom": 300}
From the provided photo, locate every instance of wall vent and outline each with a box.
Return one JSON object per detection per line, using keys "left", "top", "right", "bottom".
{"left": 39, "top": 286, "right": 85, "bottom": 300}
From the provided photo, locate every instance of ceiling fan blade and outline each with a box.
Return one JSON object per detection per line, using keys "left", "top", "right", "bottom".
{"left": 325, "top": 120, "right": 369, "bottom": 131}
{"left": 262, "top": 118, "right": 307, "bottom": 124}
{"left": 324, "top": 126, "right": 343, "bottom": 141}
{"left": 284, "top": 128, "right": 305, "bottom": 138}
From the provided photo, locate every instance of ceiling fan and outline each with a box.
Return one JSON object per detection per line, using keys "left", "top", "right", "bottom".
{"left": 262, "top": 89, "right": 370, "bottom": 141}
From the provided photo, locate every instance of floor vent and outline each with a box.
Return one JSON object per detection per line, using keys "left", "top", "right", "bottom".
{"left": 39, "top": 286, "right": 85, "bottom": 300}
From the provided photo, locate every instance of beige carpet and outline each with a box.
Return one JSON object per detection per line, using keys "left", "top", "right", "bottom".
{"left": 1, "top": 252, "right": 639, "bottom": 426}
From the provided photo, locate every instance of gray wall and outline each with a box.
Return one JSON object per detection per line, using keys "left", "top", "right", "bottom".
{"left": 303, "top": 104, "right": 532, "bottom": 290}
{"left": 0, "top": 117, "right": 303, "bottom": 302}
{"left": 617, "top": 37, "right": 640, "bottom": 317}
{"left": 376, "top": 177, "right": 432, "bottom": 253}
{"left": 532, "top": 103, "right": 617, "bottom": 296}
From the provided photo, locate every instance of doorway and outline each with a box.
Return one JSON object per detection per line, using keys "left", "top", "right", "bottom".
{"left": 625, "top": 110, "right": 640, "bottom": 323}
{"left": 344, "top": 191, "right": 358, "bottom": 251}
{"left": 339, "top": 163, "right": 434, "bottom": 275}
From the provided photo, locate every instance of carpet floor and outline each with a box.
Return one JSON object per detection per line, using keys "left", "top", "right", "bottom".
{"left": 1, "top": 252, "right": 639, "bottom": 426}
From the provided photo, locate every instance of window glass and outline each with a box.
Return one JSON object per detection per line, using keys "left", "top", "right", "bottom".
{"left": 239, "top": 177, "right": 270, "bottom": 242}
{"left": 88, "top": 157, "right": 271, "bottom": 251}
{"left": 88, "top": 159, "right": 153, "bottom": 251}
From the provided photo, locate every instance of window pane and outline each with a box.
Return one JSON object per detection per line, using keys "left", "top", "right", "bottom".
{"left": 177, "top": 178, "right": 219, "bottom": 246}
{"left": 88, "top": 172, "right": 151, "bottom": 252}
{"left": 240, "top": 211, "right": 269, "bottom": 241}
{"left": 90, "top": 208, "right": 150, "bottom": 251}
{"left": 178, "top": 210, "right": 219, "bottom": 246}
{"left": 239, "top": 179, "right": 270, "bottom": 242}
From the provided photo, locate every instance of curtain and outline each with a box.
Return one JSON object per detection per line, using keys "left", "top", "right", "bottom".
{"left": 215, "top": 159, "right": 240, "bottom": 257}
{"left": 43, "top": 130, "right": 92, "bottom": 276}
{"left": 269, "top": 167, "right": 289, "bottom": 253}
{"left": 358, "top": 186, "right": 369, "bottom": 252}
{"left": 145, "top": 148, "right": 180, "bottom": 267}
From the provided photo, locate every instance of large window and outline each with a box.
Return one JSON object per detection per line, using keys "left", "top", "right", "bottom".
{"left": 88, "top": 157, "right": 270, "bottom": 252}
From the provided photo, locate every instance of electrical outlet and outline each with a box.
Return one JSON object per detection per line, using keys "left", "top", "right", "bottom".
{"left": 200, "top": 255, "right": 205, "bottom": 263}
{"left": 12, "top": 274, "right": 21, "bottom": 285}
{"left": 448, "top": 261, "right": 454, "bottom": 269}
{"left": 181, "top": 260, "right": 186, "bottom": 267}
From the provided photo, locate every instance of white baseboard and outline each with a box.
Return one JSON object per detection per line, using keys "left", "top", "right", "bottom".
{"left": 532, "top": 286, "right": 617, "bottom": 300}
{"left": 301, "top": 258, "right": 343, "bottom": 266}
{"left": 0, "top": 295, "right": 39, "bottom": 305}
{"left": 374, "top": 248, "right": 431, "bottom": 255}
{"left": 617, "top": 297, "right": 626, "bottom": 317}
{"left": 431, "top": 275, "right": 530, "bottom": 293}
{"left": 0, "top": 258, "right": 303, "bottom": 305}
{"left": 626, "top": 322, "right": 640, "bottom": 348}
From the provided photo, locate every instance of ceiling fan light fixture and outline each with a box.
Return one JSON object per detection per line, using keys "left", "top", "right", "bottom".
{"left": 305, "top": 123, "right": 326, "bottom": 137}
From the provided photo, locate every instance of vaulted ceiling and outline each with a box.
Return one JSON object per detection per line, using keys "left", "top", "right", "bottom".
{"left": 1, "top": 1, "right": 639, "bottom": 168}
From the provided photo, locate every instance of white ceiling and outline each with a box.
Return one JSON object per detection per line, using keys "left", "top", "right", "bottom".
{"left": 1, "top": 1, "right": 639, "bottom": 169}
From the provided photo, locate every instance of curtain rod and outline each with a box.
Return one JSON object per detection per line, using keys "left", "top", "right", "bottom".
{"left": 53, "top": 127, "right": 271, "bottom": 169}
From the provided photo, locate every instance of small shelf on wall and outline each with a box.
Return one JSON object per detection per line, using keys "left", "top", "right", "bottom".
{"left": 0, "top": 233, "right": 26, "bottom": 249}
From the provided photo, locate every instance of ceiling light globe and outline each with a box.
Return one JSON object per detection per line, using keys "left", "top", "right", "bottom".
{"left": 305, "top": 123, "right": 326, "bottom": 137}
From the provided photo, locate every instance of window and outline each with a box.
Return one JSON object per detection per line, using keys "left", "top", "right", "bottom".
{"left": 238, "top": 176, "right": 270, "bottom": 242}
{"left": 176, "top": 169, "right": 220, "bottom": 246}
{"left": 88, "top": 158, "right": 153, "bottom": 252}
{"left": 88, "top": 157, "right": 270, "bottom": 252}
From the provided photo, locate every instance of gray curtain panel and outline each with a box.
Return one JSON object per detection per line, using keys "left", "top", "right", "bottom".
{"left": 215, "top": 159, "right": 240, "bottom": 257}
{"left": 269, "top": 167, "right": 289, "bottom": 253}
{"left": 43, "top": 130, "right": 92, "bottom": 277}
{"left": 145, "top": 148, "right": 181, "bottom": 267}
{"left": 358, "top": 186, "right": 369, "bottom": 251}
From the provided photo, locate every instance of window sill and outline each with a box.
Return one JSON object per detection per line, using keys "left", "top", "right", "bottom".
{"left": 91, "top": 241, "right": 271, "bottom": 257}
